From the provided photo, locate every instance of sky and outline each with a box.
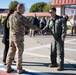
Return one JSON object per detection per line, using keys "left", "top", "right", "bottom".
{"left": 0, "top": 0, "right": 52, "bottom": 12}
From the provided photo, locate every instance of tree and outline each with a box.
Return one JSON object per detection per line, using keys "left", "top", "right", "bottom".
{"left": 43, "top": 2, "right": 54, "bottom": 12}
{"left": 29, "top": 2, "right": 47, "bottom": 12}
{"left": 9, "top": 1, "right": 19, "bottom": 11}
{"left": 43, "top": 4, "right": 50, "bottom": 12}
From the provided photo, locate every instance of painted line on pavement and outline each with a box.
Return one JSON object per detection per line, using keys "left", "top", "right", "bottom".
{"left": 65, "top": 41, "right": 76, "bottom": 45}
{"left": 23, "top": 39, "right": 76, "bottom": 51}
{"left": 25, "top": 44, "right": 50, "bottom": 51}
{"left": 24, "top": 44, "right": 76, "bottom": 52}
{"left": 65, "top": 48, "right": 76, "bottom": 52}
{"left": 65, "top": 39, "right": 76, "bottom": 42}
{"left": 65, "top": 59, "right": 76, "bottom": 64}
{"left": 0, "top": 44, "right": 76, "bottom": 59}
{"left": 25, "top": 52, "right": 50, "bottom": 58}
{"left": 24, "top": 52, "right": 76, "bottom": 64}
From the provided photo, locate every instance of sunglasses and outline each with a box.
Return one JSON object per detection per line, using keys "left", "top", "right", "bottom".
{"left": 49, "top": 10, "right": 53, "bottom": 13}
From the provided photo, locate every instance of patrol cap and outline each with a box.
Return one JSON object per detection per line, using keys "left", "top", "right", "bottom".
{"left": 49, "top": 7, "right": 56, "bottom": 13}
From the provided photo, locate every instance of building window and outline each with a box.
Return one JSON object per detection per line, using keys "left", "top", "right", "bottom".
{"left": 64, "top": 5, "right": 76, "bottom": 16}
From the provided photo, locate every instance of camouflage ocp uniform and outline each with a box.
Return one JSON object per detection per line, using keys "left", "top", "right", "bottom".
{"left": 6, "top": 11, "right": 39, "bottom": 71}
{"left": 43, "top": 15, "right": 67, "bottom": 68}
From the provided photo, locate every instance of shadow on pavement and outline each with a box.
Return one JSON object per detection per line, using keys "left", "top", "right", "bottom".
{"left": 21, "top": 62, "right": 76, "bottom": 68}
{"left": 20, "top": 72, "right": 76, "bottom": 75}
{"left": 0, "top": 63, "right": 76, "bottom": 75}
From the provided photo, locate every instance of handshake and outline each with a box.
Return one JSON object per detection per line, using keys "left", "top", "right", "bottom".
{"left": 38, "top": 30, "right": 43, "bottom": 35}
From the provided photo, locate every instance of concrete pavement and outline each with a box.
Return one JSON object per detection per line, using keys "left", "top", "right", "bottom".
{"left": 0, "top": 34, "right": 76, "bottom": 75}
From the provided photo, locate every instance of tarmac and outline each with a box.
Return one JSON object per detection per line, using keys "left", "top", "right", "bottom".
{"left": 0, "top": 29, "right": 76, "bottom": 75}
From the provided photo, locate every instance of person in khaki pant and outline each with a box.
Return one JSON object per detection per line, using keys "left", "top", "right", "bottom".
{"left": 6, "top": 3, "right": 40, "bottom": 74}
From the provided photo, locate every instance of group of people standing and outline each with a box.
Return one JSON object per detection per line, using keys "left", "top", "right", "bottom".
{"left": 29, "top": 14, "right": 47, "bottom": 37}
{"left": 29, "top": 14, "right": 39, "bottom": 37}
{"left": 1, "top": 3, "right": 68, "bottom": 74}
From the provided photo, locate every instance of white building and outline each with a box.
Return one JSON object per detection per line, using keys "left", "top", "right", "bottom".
{"left": 51, "top": 0, "right": 76, "bottom": 16}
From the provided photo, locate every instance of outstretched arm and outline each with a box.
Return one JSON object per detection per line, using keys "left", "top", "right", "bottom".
{"left": 22, "top": 16, "right": 40, "bottom": 32}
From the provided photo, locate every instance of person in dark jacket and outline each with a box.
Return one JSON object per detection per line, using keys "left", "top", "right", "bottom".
{"left": 30, "top": 14, "right": 38, "bottom": 37}
{"left": 2, "top": 9, "right": 15, "bottom": 65}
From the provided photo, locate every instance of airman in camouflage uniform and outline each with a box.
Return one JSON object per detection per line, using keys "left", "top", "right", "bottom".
{"left": 6, "top": 3, "right": 40, "bottom": 74}
{"left": 42, "top": 7, "right": 67, "bottom": 71}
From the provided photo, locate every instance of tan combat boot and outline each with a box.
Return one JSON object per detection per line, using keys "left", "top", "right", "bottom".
{"left": 57, "top": 67, "right": 64, "bottom": 71}
{"left": 17, "top": 69, "right": 25, "bottom": 74}
{"left": 6, "top": 68, "right": 14, "bottom": 73}
{"left": 49, "top": 63, "right": 57, "bottom": 67}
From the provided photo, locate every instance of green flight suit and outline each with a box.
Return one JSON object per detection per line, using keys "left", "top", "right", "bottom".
{"left": 43, "top": 15, "right": 67, "bottom": 68}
